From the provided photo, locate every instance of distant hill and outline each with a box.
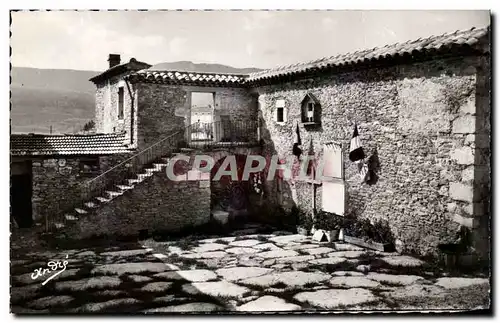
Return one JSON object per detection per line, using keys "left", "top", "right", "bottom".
{"left": 10, "top": 62, "right": 264, "bottom": 134}
{"left": 150, "top": 61, "right": 262, "bottom": 74}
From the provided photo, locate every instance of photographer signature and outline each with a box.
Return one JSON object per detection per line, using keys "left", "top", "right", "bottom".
{"left": 31, "top": 255, "right": 69, "bottom": 285}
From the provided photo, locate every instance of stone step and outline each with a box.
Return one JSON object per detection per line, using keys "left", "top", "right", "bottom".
{"left": 127, "top": 178, "right": 143, "bottom": 185}
{"left": 54, "top": 222, "right": 65, "bottom": 229}
{"left": 116, "top": 184, "right": 134, "bottom": 191}
{"left": 137, "top": 173, "right": 153, "bottom": 180}
{"left": 74, "top": 208, "right": 88, "bottom": 215}
{"left": 84, "top": 201, "right": 98, "bottom": 208}
{"left": 106, "top": 191, "right": 123, "bottom": 198}
{"left": 95, "top": 196, "right": 112, "bottom": 203}
{"left": 65, "top": 214, "right": 78, "bottom": 221}
{"left": 144, "top": 168, "right": 157, "bottom": 174}
{"left": 153, "top": 163, "right": 168, "bottom": 169}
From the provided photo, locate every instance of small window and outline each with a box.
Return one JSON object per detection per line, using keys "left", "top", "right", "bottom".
{"left": 274, "top": 99, "right": 287, "bottom": 124}
{"left": 277, "top": 107, "right": 284, "bottom": 122}
{"left": 79, "top": 157, "right": 100, "bottom": 175}
{"left": 118, "top": 87, "right": 124, "bottom": 120}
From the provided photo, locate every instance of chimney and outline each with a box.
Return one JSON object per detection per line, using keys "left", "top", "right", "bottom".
{"left": 108, "top": 54, "right": 121, "bottom": 68}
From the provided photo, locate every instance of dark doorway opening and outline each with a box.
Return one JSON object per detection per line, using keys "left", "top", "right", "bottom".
{"left": 11, "top": 162, "right": 33, "bottom": 228}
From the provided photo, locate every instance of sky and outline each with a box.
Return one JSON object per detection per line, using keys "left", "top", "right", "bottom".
{"left": 10, "top": 10, "right": 490, "bottom": 71}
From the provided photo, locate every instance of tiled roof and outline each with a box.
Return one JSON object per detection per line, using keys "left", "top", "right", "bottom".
{"left": 90, "top": 58, "right": 152, "bottom": 84}
{"left": 10, "top": 133, "right": 132, "bottom": 156}
{"left": 247, "top": 26, "right": 489, "bottom": 82}
{"left": 126, "top": 70, "right": 247, "bottom": 86}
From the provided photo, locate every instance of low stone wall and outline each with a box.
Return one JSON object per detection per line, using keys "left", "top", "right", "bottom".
{"left": 31, "top": 153, "right": 134, "bottom": 222}
{"left": 66, "top": 169, "right": 211, "bottom": 239}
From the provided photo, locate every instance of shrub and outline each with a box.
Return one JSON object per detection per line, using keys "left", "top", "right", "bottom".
{"left": 314, "top": 211, "right": 346, "bottom": 231}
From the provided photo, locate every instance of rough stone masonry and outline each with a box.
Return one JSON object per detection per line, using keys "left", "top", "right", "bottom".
{"left": 254, "top": 55, "right": 490, "bottom": 259}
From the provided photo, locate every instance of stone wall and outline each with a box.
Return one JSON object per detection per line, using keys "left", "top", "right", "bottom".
{"left": 135, "top": 84, "right": 258, "bottom": 151}
{"left": 94, "top": 74, "right": 136, "bottom": 145}
{"left": 136, "top": 83, "right": 187, "bottom": 151}
{"left": 66, "top": 170, "right": 211, "bottom": 239}
{"left": 254, "top": 55, "right": 490, "bottom": 258}
{"left": 31, "top": 154, "right": 133, "bottom": 221}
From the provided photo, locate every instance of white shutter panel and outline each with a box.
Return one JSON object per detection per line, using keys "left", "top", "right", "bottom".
{"left": 322, "top": 181, "right": 345, "bottom": 216}
{"left": 283, "top": 107, "right": 288, "bottom": 123}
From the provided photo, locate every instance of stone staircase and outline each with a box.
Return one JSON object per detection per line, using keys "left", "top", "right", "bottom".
{"left": 47, "top": 156, "right": 174, "bottom": 231}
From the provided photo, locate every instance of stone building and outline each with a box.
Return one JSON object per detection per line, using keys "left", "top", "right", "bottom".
{"left": 10, "top": 26, "right": 490, "bottom": 261}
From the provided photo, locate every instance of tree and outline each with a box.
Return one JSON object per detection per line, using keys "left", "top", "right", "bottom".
{"left": 82, "top": 120, "right": 95, "bottom": 132}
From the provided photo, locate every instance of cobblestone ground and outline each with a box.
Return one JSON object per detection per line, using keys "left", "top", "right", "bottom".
{"left": 11, "top": 226, "right": 490, "bottom": 314}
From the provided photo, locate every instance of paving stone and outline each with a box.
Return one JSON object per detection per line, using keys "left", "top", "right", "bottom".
{"left": 356, "top": 265, "right": 371, "bottom": 273}
{"left": 226, "top": 247, "right": 260, "bottom": 255}
{"left": 333, "top": 243, "right": 365, "bottom": 251}
{"left": 199, "top": 237, "right": 236, "bottom": 244}
{"left": 124, "top": 275, "right": 152, "bottom": 283}
{"left": 268, "top": 234, "right": 308, "bottom": 245}
{"left": 294, "top": 288, "right": 378, "bottom": 309}
{"left": 167, "top": 246, "right": 187, "bottom": 255}
{"left": 93, "top": 290, "right": 127, "bottom": 298}
{"left": 141, "top": 282, "right": 173, "bottom": 292}
{"left": 237, "top": 257, "right": 263, "bottom": 267}
{"left": 331, "top": 271, "right": 365, "bottom": 277}
{"left": 55, "top": 276, "right": 122, "bottom": 292}
{"left": 262, "top": 259, "right": 276, "bottom": 266}
{"left": 286, "top": 243, "right": 322, "bottom": 250}
{"left": 182, "top": 281, "right": 250, "bottom": 299}
{"left": 152, "top": 253, "right": 168, "bottom": 259}
{"left": 303, "top": 247, "right": 336, "bottom": 255}
{"left": 276, "top": 255, "right": 315, "bottom": 263}
{"left": 183, "top": 251, "right": 227, "bottom": 259}
{"left": 10, "top": 284, "right": 42, "bottom": 303}
{"left": 240, "top": 271, "right": 331, "bottom": 288}
{"left": 382, "top": 255, "right": 426, "bottom": 267}
{"left": 154, "top": 269, "right": 217, "bottom": 282}
{"left": 253, "top": 243, "right": 282, "bottom": 251}
{"left": 192, "top": 243, "right": 228, "bottom": 253}
{"left": 10, "top": 306, "right": 50, "bottom": 314}
{"left": 10, "top": 259, "right": 31, "bottom": 267}
{"left": 366, "top": 273, "right": 425, "bottom": 286}
{"left": 327, "top": 251, "right": 366, "bottom": 259}
{"left": 381, "top": 284, "right": 446, "bottom": 299}
{"left": 27, "top": 295, "right": 75, "bottom": 309}
{"left": 309, "top": 257, "right": 347, "bottom": 265}
{"left": 229, "top": 239, "right": 262, "bottom": 247}
{"left": 144, "top": 302, "right": 223, "bottom": 313}
{"left": 329, "top": 276, "right": 382, "bottom": 289}
{"left": 100, "top": 249, "right": 151, "bottom": 257}
{"left": 237, "top": 296, "right": 301, "bottom": 311}
{"left": 256, "top": 249, "right": 299, "bottom": 259}
{"left": 76, "top": 298, "right": 139, "bottom": 313}
{"left": 216, "top": 267, "right": 273, "bottom": 281}
{"left": 75, "top": 251, "right": 97, "bottom": 257}
{"left": 435, "top": 277, "right": 490, "bottom": 289}
{"left": 91, "top": 262, "right": 178, "bottom": 275}
{"left": 291, "top": 263, "right": 310, "bottom": 271}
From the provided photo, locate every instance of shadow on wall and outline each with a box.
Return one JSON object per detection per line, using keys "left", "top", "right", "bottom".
{"left": 366, "top": 148, "right": 381, "bottom": 186}
{"left": 471, "top": 57, "right": 491, "bottom": 262}
{"left": 254, "top": 110, "right": 309, "bottom": 230}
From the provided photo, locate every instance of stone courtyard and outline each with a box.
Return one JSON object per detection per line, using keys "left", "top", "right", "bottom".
{"left": 11, "top": 226, "right": 490, "bottom": 314}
